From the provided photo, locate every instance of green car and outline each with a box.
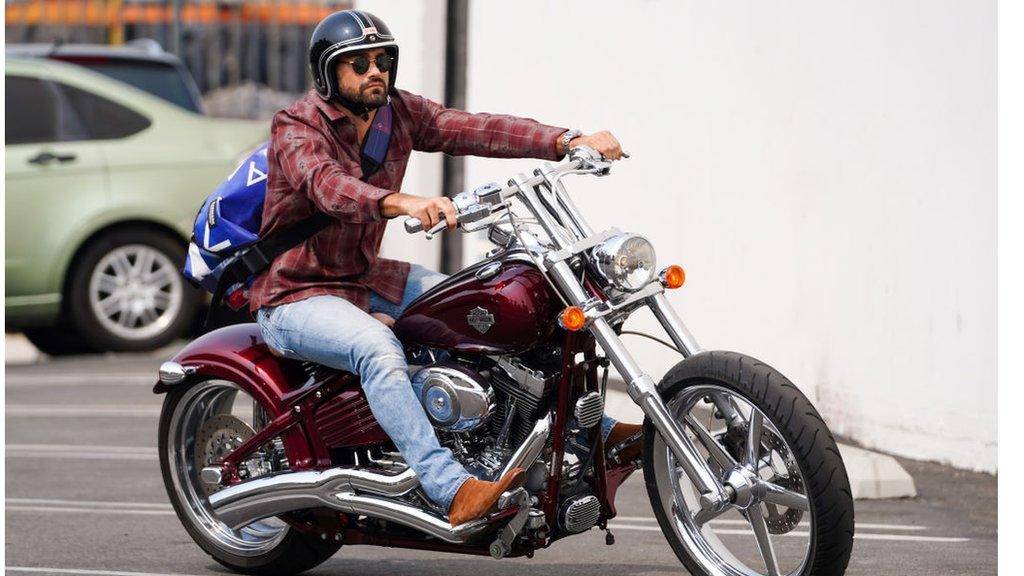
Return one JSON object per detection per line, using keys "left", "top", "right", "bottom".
{"left": 5, "top": 57, "right": 267, "bottom": 354}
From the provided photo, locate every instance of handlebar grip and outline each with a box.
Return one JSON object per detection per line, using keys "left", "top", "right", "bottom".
{"left": 404, "top": 217, "right": 424, "bottom": 234}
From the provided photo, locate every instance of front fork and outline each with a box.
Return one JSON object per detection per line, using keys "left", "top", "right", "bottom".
{"left": 547, "top": 260, "right": 734, "bottom": 513}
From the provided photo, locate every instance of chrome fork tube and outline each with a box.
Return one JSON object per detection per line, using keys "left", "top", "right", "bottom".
{"left": 647, "top": 294, "right": 744, "bottom": 427}
{"left": 647, "top": 292, "right": 702, "bottom": 357}
{"left": 544, "top": 260, "right": 727, "bottom": 506}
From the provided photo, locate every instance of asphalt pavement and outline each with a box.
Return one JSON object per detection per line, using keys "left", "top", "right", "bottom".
{"left": 3, "top": 342, "right": 998, "bottom": 575}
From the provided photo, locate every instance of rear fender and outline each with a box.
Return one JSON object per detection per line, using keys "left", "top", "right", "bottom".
{"left": 153, "top": 323, "right": 318, "bottom": 468}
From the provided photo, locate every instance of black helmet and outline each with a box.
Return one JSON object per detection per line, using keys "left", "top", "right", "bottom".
{"left": 309, "top": 10, "right": 399, "bottom": 110}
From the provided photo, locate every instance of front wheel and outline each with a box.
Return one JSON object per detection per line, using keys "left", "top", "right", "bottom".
{"left": 643, "top": 351, "right": 854, "bottom": 576}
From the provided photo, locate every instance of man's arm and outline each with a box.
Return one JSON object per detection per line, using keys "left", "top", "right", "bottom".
{"left": 410, "top": 94, "right": 566, "bottom": 160}
{"left": 272, "top": 112, "right": 393, "bottom": 223}
{"left": 409, "top": 93, "right": 625, "bottom": 161}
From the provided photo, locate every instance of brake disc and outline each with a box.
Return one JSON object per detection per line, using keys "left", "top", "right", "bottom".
{"left": 761, "top": 430, "right": 805, "bottom": 535}
{"left": 193, "top": 414, "right": 255, "bottom": 496}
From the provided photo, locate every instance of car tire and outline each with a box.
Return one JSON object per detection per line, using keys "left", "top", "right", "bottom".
{"left": 22, "top": 324, "right": 97, "bottom": 356}
{"left": 67, "top": 229, "right": 200, "bottom": 352}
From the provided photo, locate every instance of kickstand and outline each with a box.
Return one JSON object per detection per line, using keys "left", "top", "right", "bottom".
{"left": 488, "top": 488, "right": 530, "bottom": 559}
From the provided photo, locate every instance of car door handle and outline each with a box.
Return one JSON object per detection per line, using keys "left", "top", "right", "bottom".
{"left": 28, "top": 151, "right": 77, "bottom": 165}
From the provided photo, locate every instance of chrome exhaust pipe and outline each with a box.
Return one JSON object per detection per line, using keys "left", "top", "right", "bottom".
{"left": 333, "top": 492, "right": 490, "bottom": 543}
{"left": 497, "top": 415, "right": 551, "bottom": 479}
{"left": 208, "top": 418, "right": 551, "bottom": 539}
{"left": 209, "top": 466, "right": 418, "bottom": 529}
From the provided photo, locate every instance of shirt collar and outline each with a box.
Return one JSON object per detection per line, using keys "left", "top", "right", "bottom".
{"left": 311, "top": 89, "right": 350, "bottom": 124}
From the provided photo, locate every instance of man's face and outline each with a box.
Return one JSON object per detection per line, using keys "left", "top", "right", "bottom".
{"left": 335, "top": 47, "right": 390, "bottom": 110}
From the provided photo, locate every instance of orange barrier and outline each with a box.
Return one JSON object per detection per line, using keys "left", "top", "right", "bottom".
{"left": 5, "top": 1, "right": 345, "bottom": 27}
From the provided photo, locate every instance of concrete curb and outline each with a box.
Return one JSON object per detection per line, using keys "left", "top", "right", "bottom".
{"left": 602, "top": 388, "right": 917, "bottom": 500}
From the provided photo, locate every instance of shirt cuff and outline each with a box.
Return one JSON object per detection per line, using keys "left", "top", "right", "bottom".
{"left": 535, "top": 125, "right": 570, "bottom": 161}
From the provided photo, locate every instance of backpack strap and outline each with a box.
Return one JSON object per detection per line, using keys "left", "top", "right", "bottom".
{"left": 360, "top": 103, "right": 393, "bottom": 179}
{"left": 205, "top": 212, "right": 332, "bottom": 330}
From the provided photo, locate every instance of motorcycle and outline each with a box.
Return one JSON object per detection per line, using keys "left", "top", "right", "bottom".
{"left": 155, "top": 147, "right": 854, "bottom": 575}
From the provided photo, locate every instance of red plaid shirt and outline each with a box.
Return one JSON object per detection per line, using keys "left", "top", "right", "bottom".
{"left": 249, "top": 88, "right": 566, "bottom": 313}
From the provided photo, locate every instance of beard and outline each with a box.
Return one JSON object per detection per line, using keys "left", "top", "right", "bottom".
{"left": 339, "top": 79, "right": 388, "bottom": 110}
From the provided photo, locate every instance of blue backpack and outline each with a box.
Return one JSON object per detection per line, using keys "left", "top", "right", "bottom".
{"left": 183, "top": 103, "right": 393, "bottom": 322}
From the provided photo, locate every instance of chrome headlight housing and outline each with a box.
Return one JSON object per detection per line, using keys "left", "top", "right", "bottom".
{"left": 590, "top": 234, "right": 657, "bottom": 292}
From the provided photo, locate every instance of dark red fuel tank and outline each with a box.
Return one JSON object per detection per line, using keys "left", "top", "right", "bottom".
{"left": 394, "top": 252, "right": 558, "bottom": 355}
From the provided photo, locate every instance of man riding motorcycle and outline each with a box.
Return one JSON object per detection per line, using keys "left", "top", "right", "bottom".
{"left": 250, "top": 9, "right": 641, "bottom": 527}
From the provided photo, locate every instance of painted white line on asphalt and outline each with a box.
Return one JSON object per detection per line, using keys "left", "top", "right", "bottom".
{"left": 5, "top": 452, "right": 157, "bottom": 461}
{"left": 5, "top": 444, "right": 157, "bottom": 460}
{"left": 5, "top": 405, "right": 161, "bottom": 417}
{"left": 6, "top": 566, "right": 207, "bottom": 576}
{"left": 6, "top": 498, "right": 171, "bottom": 509}
{"left": 5, "top": 506, "right": 175, "bottom": 516}
{"left": 613, "top": 515, "right": 928, "bottom": 532}
{"left": 610, "top": 524, "right": 970, "bottom": 543}
{"left": 4, "top": 374, "right": 156, "bottom": 386}
{"left": 7, "top": 444, "right": 157, "bottom": 453}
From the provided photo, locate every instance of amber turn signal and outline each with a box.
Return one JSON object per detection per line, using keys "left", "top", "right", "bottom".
{"left": 660, "top": 265, "right": 686, "bottom": 289}
{"left": 559, "top": 306, "right": 587, "bottom": 331}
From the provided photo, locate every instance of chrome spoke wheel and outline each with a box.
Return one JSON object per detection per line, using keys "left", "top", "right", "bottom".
{"left": 652, "top": 385, "right": 813, "bottom": 576}
{"left": 88, "top": 244, "right": 183, "bottom": 341}
{"left": 166, "top": 380, "right": 289, "bottom": 556}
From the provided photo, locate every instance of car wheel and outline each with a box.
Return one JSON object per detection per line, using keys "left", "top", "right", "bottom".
{"left": 22, "top": 324, "right": 97, "bottom": 356}
{"left": 68, "top": 229, "right": 200, "bottom": 352}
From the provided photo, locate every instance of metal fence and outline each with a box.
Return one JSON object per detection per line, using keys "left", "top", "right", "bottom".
{"left": 5, "top": 0, "right": 351, "bottom": 95}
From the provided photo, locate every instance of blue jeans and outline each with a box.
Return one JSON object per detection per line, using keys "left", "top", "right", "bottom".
{"left": 257, "top": 264, "right": 617, "bottom": 511}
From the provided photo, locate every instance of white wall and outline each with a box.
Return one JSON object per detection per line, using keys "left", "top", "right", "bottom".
{"left": 462, "top": 1, "right": 997, "bottom": 472}
{"left": 355, "top": 0, "right": 447, "bottom": 269}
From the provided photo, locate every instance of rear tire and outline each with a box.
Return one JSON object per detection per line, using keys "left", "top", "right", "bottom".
{"left": 158, "top": 379, "right": 341, "bottom": 575}
{"left": 67, "top": 229, "right": 200, "bottom": 352}
{"left": 643, "top": 351, "right": 854, "bottom": 576}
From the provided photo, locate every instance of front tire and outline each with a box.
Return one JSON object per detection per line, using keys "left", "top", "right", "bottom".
{"left": 643, "top": 351, "right": 854, "bottom": 576}
{"left": 158, "top": 379, "right": 341, "bottom": 575}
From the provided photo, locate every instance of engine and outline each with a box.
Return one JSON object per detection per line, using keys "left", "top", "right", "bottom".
{"left": 410, "top": 354, "right": 557, "bottom": 480}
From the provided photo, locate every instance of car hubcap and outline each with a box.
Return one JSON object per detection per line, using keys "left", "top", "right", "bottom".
{"left": 89, "top": 244, "right": 183, "bottom": 341}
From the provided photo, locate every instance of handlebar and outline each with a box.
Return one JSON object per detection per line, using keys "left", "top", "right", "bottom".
{"left": 402, "top": 146, "right": 619, "bottom": 238}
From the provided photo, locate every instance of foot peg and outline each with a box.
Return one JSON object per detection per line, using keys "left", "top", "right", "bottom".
{"left": 488, "top": 487, "right": 530, "bottom": 559}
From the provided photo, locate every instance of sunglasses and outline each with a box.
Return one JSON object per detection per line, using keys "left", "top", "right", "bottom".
{"left": 339, "top": 53, "right": 394, "bottom": 75}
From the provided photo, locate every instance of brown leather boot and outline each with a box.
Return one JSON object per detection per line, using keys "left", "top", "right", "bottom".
{"left": 606, "top": 422, "right": 644, "bottom": 465}
{"left": 448, "top": 468, "right": 526, "bottom": 527}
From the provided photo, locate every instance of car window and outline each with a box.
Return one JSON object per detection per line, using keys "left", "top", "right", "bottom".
{"left": 5, "top": 75, "right": 58, "bottom": 145}
{"left": 55, "top": 58, "right": 202, "bottom": 113}
{"left": 55, "top": 82, "right": 152, "bottom": 140}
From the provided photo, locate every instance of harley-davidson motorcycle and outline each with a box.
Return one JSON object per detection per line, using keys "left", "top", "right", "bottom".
{"left": 155, "top": 147, "right": 854, "bottom": 575}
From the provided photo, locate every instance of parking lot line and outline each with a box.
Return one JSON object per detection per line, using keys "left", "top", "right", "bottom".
{"left": 609, "top": 523, "right": 971, "bottom": 543}
{"left": 4, "top": 374, "right": 156, "bottom": 387}
{"left": 5, "top": 566, "right": 208, "bottom": 576}
{"left": 613, "top": 515, "right": 929, "bottom": 532}
{"left": 4, "top": 405, "right": 161, "bottom": 417}
{"left": 6, "top": 498, "right": 170, "bottom": 509}
{"left": 5, "top": 444, "right": 158, "bottom": 460}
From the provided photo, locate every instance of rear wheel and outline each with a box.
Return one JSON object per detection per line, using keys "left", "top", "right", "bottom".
{"left": 68, "top": 229, "right": 200, "bottom": 352}
{"left": 644, "top": 351, "right": 854, "bottom": 576}
{"left": 158, "top": 379, "right": 341, "bottom": 575}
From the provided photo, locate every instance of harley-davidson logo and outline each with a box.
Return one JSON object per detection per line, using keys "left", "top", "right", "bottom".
{"left": 467, "top": 307, "right": 495, "bottom": 334}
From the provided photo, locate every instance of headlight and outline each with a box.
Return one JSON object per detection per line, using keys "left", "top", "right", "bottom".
{"left": 590, "top": 234, "right": 657, "bottom": 292}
